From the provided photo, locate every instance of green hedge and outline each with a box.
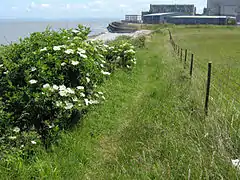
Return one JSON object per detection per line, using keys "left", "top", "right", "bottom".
{"left": 0, "top": 25, "right": 137, "bottom": 161}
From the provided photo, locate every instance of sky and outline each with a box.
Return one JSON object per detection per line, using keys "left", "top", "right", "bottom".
{"left": 0, "top": 0, "right": 208, "bottom": 19}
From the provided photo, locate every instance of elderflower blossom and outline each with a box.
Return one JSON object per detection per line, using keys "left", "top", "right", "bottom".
{"left": 40, "top": 47, "right": 47, "bottom": 52}
{"left": 80, "top": 93, "right": 86, "bottom": 97}
{"left": 232, "top": 159, "right": 240, "bottom": 170}
{"left": 13, "top": 127, "right": 20, "bottom": 133}
{"left": 101, "top": 70, "right": 111, "bottom": 75}
{"left": 86, "top": 77, "right": 90, "bottom": 83}
{"left": 71, "top": 60, "right": 79, "bottom": 66}
{"left": 43, "top": 83, "right": 51, "bottom": 89}
{"left": 89, "top": 100, "right": 99, "bottom": 105}
{"left": 29, "top": 79, "right": 38, "bottom": 84}
{"left": 72, "top": 29, "right": 79, "bottom": 33}
{"left": 59, "top": 90, "right": 68, "bottom": 97}
{"left": 0, "top": 64, "right": 3, "bottom": 68}
{"left": 64, "top": 102, "right": 74, "bottom": 110}
{"left": 80, "top": 53, "right": 87, "bottom": 58}
{"left": 53, "top": 46, "right": 62, "bottom": 51}
{"left": 31, "top": 67, "right": 37, "bottom": 72}
{"left": 66, "top": 88, "right": 75, "bottom": 94}
{"left": 53, "top": 85, "right": 59, "bottom": 90}
{"left": 84, "top": 99, "right": 99, "bottom": 106}
{"left": 8, "top": 136, "right": 17, "bottom": 140}
{"left": 61, "top": 62, "right": 67, "bottom": 66}
{"left": 56, "top": 101, "right": 63, "bottom": 107}
{"left": 125, "top": 49, "right": 135, "bottom": 54}
{"left": 3, "top": 71, "right": 9, "bottom": 75}
{"left": 84, "top": 99, "right": 89, "bottom": 106}
{"left": 65, "top": 49, "right": 74, "bottom": 54}
{"left": 77, "top": 86, "right": 84, "bottom": 90}
{"left": 72, "top": 97, "right": 78, "bottom": 102}
{"left": 77, "top": 48, "right": 86, "bottom": 54}
{"left": 59, "top": 85, "right": 67, "bottom": 91}
{"left": 49, "top": 124, "right": 55, "bottom": 129}
{"left": 31, "top": 141, "right": 37, "bottom": 145}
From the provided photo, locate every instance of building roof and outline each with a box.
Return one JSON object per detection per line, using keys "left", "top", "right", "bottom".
{"left": 143, "top": 12, "right": 179, "bottom": 17}
{"left": 170, "top": 15, "right": 236, "bottom": 19}
{"left": 150, "top": 4, "right": 195, "bottom": 6}
{"left": 125, "top": 15, "right": 141, "bottom": 16}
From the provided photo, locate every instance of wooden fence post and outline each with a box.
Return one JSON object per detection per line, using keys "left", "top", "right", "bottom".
{"left": 184, "top": 49, "right": 188, "bottom": 68}
{"left": 205, "top": 62, "right": 212, "bottom": 116}
{"left": 180, "top": 48, "right": 183, "bottom": 61}
{"left": 190, "top": 54, "right": 194, "bottom": 77}
{"left": 168, "top": 29, "right": 172, "bottom": 40}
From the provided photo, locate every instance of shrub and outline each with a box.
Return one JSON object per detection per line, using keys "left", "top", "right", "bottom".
{"left": 108, "top": 35, "right": 146, "bottom": 49}
{"left": 0, "top": 24, "right": 136, "bottom": 160}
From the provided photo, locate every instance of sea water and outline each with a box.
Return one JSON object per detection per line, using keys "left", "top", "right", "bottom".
{"left": 0, "top": 18, "right": 117, "bottom": 45}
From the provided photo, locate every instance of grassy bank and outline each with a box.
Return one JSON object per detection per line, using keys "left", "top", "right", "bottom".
{"left": 172, "top": 25, "right": 240, "bottom": 129}
{"left": 1, "top": 28, "right": 240, "bottom": 179}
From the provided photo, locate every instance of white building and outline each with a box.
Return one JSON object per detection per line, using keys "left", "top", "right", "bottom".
{"left": 125, "top": 15, "right": 142, "bottom": 23}
{"left": 207, "top": 0, "right": 240, "bottom": 21}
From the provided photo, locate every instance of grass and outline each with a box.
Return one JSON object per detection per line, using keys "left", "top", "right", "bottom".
{"left": 172, "top": 26, "right": 240, "bottom": 118}
{"left": 1, "top": 28, "right": 240, "bottom": 179}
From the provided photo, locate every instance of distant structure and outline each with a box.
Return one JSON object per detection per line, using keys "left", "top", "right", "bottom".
{"left": 149, "top": 4, "right": 196, "bottom": 15}
{"left": 207, "top": 0, "right": 240, "bottom": 21}
{"left": 142, "top": 12, "right": 185, "bottom": 24}
{"left": 124, "top": 15, "right": 142, "bottom": 23}
{"left": 142, "top": 4, "right": 196, "bottom": 24}
{"left": 121, "top": 3, "right": 236, "bottom": 26}
{"left": 167, "top": 16, "right": 236, "bottom": 25}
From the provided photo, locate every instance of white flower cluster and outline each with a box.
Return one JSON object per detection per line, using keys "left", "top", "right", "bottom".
{"left": 65, "top": 49, "right": 75, "bottom": 54}
{"left": 77, "top": 48, "right": 87, "bottom": 58}
{"left": 53, "top": 45, "right": 66, "bottom": 51}
{"left": 101, "top": 70, "right": 111, "bottom": 76}
{"left": 72, "top": 29, "right": 80, "bottom": 34}
{"left": 125, "top": 49, "right": 135, "bottom": 54}
{"left": 29, "top": 79, "right": 38, "bottom": 84}
{"left": 40, "top": 47, "right": 47, "bottom": 52}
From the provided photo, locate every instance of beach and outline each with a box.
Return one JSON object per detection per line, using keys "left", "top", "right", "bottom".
{"left": 93, "top": 30, "right": 152, "bottom": 42}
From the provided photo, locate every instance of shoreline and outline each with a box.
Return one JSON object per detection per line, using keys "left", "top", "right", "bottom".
{"left": 91, "top": 30, "right": 152, "bottom": 42}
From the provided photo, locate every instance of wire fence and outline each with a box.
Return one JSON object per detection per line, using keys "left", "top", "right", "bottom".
{"left": 168, "top": 29, "right": 240, "bottom": 115}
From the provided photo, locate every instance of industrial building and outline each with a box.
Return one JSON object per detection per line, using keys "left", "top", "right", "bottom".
{"left": 142, "top": 4, "right": 196, "bottom": 23}
{"left": 167, "top": 16, "right": 236, "bottom": 25}
{"left": 124, "top": 15, "right": 142, "bottom": 23}
{"left": 207, "top": 0, "right": 240, "bottom": 21}
{"left": 149, "top": 4, "right": 196, "bottom": 15}
{"left": 142, "top": 12, "right": 185, "bottom": 24}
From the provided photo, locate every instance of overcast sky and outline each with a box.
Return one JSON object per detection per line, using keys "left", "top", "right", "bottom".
{"left": 1, "top": 0, "right": 208, "bottom": 19}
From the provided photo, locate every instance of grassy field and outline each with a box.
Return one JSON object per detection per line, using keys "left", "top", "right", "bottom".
{"left": 172, "top": 26, "right": 240, "bottom": 114}
{"left": 1, "top": 28, "right": 240, "bottom": 179}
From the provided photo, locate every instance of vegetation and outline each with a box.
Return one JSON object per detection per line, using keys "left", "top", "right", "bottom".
{"left": 1, "top": 25, "right": 240, "bottom": 179}
{"left": 0, "top": 25, "right": 136, "bottom": 165}
{"left": 108, "top": 35, "right": 146, "bottom": 49}
{"left": 172, "top": 26, "right": 240, "bottom": 109}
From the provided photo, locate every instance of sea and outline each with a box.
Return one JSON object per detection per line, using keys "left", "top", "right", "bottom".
{"left": 0, "top": 18, "right": 118, "bottom": 45}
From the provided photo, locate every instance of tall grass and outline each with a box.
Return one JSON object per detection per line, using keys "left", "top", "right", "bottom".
{"left": 1, "top": 29, "right": 239, "bottom": 179}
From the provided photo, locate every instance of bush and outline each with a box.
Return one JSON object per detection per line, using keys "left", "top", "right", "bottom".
{"left": 0, "top": 24, "right": 136, "bottom": 160}
{"left": 108, "top": 35, "right": 146, "bottom": 49}
{"left": 227, "top": 18, "right": 237, "bottom": 25}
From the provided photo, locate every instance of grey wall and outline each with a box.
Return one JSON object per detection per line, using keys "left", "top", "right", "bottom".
{"left": 207, "top": 0, "right": 240, "bottom": 19}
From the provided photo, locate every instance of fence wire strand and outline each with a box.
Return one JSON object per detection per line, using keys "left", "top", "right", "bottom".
{"left": 168, "top": 30, "right": 240, "bottom": 112}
